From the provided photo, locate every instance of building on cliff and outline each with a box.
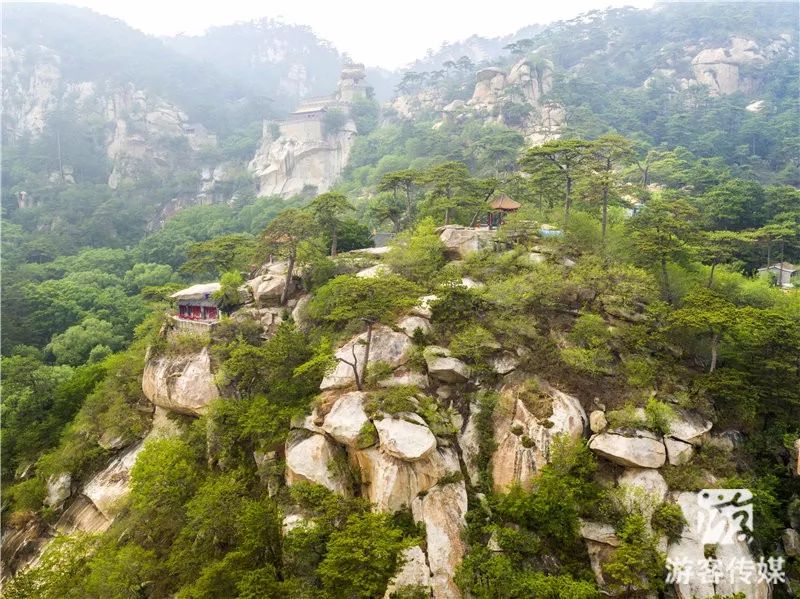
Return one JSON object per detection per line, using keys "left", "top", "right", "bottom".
{"left": 248, "top": 64, "right": 369, "bottom": 198}
{"left": 171, "top": 283, "right": 221, "bottom": 325}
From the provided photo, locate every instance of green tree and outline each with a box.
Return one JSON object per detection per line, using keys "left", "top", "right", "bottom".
{"left": 627, "top": 195, "right": 698, "bottom": 302}
{"left": 309, "top": 192, "right": 354, "bottom": 257}
{"left": 520, "top": 139, "right": 594, "bottom": 228}
{"left": 317, "top": 512, "right": 408, "bottom": 599}
{"left": 670, "top": 286, "right": 738, "bottom": 372}
{"left": 588, "top": 134, "right": 634, "bottom": 239}
{"left": 377, "top": 169, "right": 420, "bottom": 225}
{"left": 46, "top": 317, "right": 125, "bottom": 365}
{"left": 180, "top": 234, "right": 258, "bottom": 279}
{"left": 262, "top": 209, "right": 316, "bottom": 304}
{"left": 384, "top": 217, "right": 447, "bottom": 284}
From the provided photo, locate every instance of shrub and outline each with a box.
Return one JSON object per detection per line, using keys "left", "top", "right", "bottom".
{"left": 652, "top": 502, "right": 686, "bottom": 542}
{"left": 449, "top": 325, "right": 497, "bottom": 367}
{"left": 384, "top": 218, "right": 446, "bottom": 285}
{"left": 644, "top": 398, "right": 675, "bottom": 435}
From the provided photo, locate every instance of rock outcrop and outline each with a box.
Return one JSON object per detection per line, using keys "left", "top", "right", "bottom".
{"left": 142, "top": 347, "right": 219, "bottom": 415}
{"left": 439, "top": 225, "right": 496, "bottom": 259}
{"left": 249, "top": 66, "right": 368, "bottom": 198}
{"left": 424, "top": 346, "right": 471, "bottom": 384}
{"left": 321, "top": 325, "right": 413, "bottom": 390}
{"left": 491, "top": 385, "right": 587, "bottom": 491}
{"left": 285, "top": 431, "right": 351, "bottom": 495}
{"left": 589, "top": 429, "right": 666, "bottom": 469}
{"left": 374, "top": 414, "right": 437, "bottom": 461}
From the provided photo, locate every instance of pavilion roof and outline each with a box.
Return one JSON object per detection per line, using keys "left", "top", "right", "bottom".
{"left": 489, "top": 195, "right": 521, "bottom": 210}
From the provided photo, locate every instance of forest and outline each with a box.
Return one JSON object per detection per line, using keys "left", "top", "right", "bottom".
{"left": 1, "top": 2, "right": 799, "bottom": 598}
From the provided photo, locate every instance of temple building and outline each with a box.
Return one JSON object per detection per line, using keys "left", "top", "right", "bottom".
{"left": 171, "top": 283, "right": 221, "bottom": 322}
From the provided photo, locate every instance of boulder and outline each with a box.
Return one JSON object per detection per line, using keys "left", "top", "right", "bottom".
{"left": 378, "top": 371, "right": 428, "bottom": 389}
{"left": 412, "top": 481, "right": 468, "bottom": 599}
{"left": 490, "top": 353, "right": 518, "bottom": 375}
{"left": 374, "top": 414, "right": 437, "bottom": 461}
{"left": 383, "top": 545, "right": 432, "bottom": 598}
{"left": 669, "top": 409, "right": 712, "bottom": 445}
{"left": 460, "top": 277, "right": 484, "bottom": 289}
{"left": 589, "top": 430, "right": 666, "bottom": 469}
{"left": 246, "top": 274, "right": 288, "bottom": 307}
{"left": 83, "top": 441, "right": 145, "bottom": 520}
{"left": 142, "top": 347, "right": 219, "bottom": 416}
{"left": 44, "top": 473, "right": 72, "bottom": 508}
{"left": 291, "top": 294, "right": 312, "bottom": 331}
{"left": 285, "top": 431, "right": 350, "bottom": 495}
{"left": 321, "top": 392, "right": 370, "bottom": 446}
{"left": 355, "top": 264, "right": 390, "bottom": 278}
{"left": 424, "top": 346, "right": 470, "bottom": 383}
{"left": 589, "top": 410, "right": 607, "bottom": 434}
{"left": 617, "top": 468, "right": 668, "bottom": 503}
{"left": 664, "top": 436, "right": 695, "bottom": 465}
{"left": 492, "top": 386, "right": 588, "bottom": 492}
{"left": 321, "top": 325, "right": 413, "bottom": 390}
{"left": 579, "top": 520, "right": 620, "bottom": 587}
{"left": 580, "top": 520, "right": 621, "bottom": 547}
{"left": 411, "top": 295, "right": 438, "bottom": 319}
{"left": 439, "top": 226, "right": 495, "bottom": 259}
{"left": 397, "top": 315, "right": 431, "bottom": 338}
{"left": 353, "top": 446, "right": 459, "bottom": 513}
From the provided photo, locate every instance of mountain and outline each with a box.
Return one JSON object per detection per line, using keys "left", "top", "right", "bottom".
{"left": 2, "top": 5, "right": 799, "bottom": 596}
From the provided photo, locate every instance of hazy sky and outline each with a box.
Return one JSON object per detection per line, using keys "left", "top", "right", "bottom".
{"left": 37, "top": 0, "right": 656, "bottom": 68}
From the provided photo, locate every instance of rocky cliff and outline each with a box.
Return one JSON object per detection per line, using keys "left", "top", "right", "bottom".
{"left": 248, "top": 65, "right": 367, "bottom": 198}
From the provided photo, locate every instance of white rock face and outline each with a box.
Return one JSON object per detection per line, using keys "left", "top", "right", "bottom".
{"left": 353, "top": 446, "right": 460, "bottom": 513}
{"left": 142, "top": 347, "right": 219, "bottom": 416}
{"left": 378, "top": 371, "right": 428, "bottom": 389}
{"left": 412, "top": 482, "right": 468, "bottom": 599}
{"left": 589, "top": 430, "right": 666, "bottom": 469}
{"left": 55, "top": 495, "right": 111, "bottom": 535}
{"left": 664, "top": 436, "right": 695, "bottom": 465}
{"left": 439, "top": 226, "right": 496, "bottom": 259}
{"left": 246, "top": 274, "right": 288, "bottom": 307}
{"left": 492, "top": 386, "right": 587, "bottom": 492}
{"left": 249, "top": 119, "right": 357, "bottom": 198}
{"left": 669, "top": 492, "right": 770, "bottom": 599}
{"left": 374, "top": 415, "right": 437, "bottom": 461}
{"left": 45, "top": 473, "right": 72, "bottom": 508}
{"left": 669, "top": 409, "right": 713, "bottom": 445}
{"left": 397, "top": 315, "right": 431, "bottom": 338}
{"left": 321, "top": 325, "right": 413, "bottom": 390}
{"left": 83, "top": 442, "right": 145, "bottom": 520}
{"left": 285, "top": 432, "right": 350, "bottom": 495}
{"left": 617, "top": 468, "right": 668, "bottom": 503}
{"left": 355, "top": 264, "right": 390, "bottom": 278}
{"left": 321, "top": 391, "right": 369, "bottom": 446}
{"left": 690, "top": 37, "right": 772, "bottom": 95}
{"left": 383, "top": 545, "right": 433, "bottom": 598}
{"left": 458, "top": 407, "right": 482, "bottom": 486}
